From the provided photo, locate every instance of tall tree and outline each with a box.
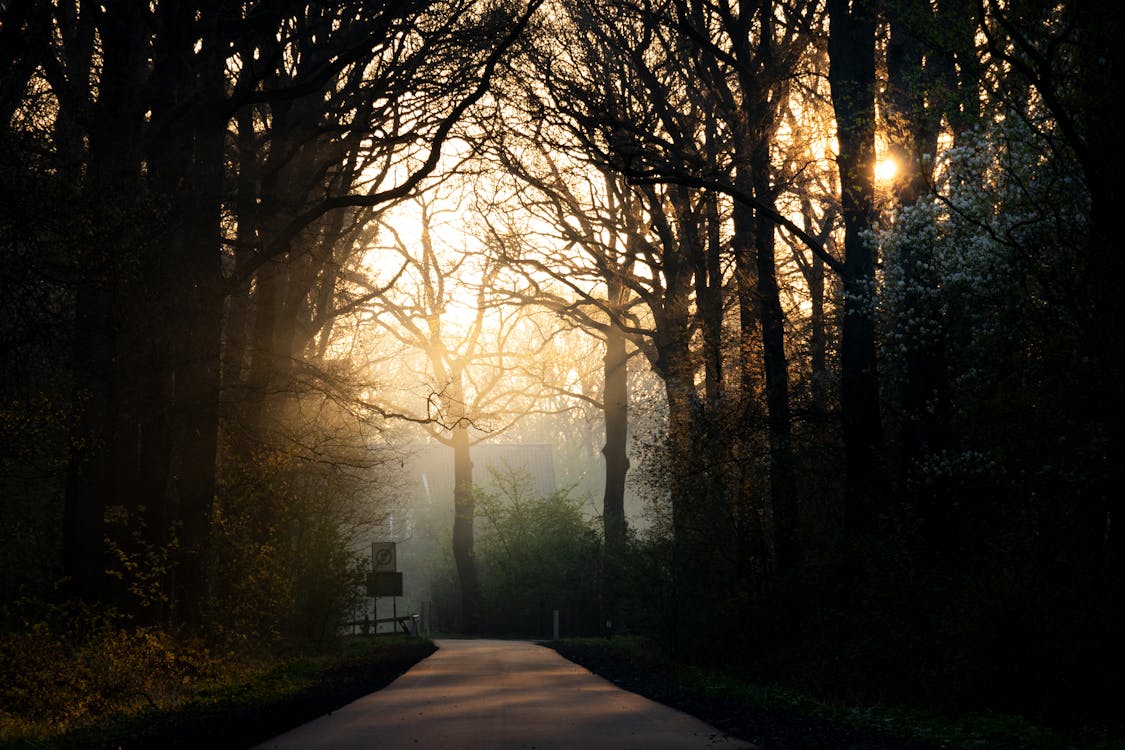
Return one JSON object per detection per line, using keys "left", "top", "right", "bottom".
{"left": 881, "top": 0, "right": 981, "bottom": 557}
{"left": 361, "top": 187, "right": 559, "bottom": 632}
{"left": 669, "top": 0, "right": 821, "bottom": 572}
{"left": 826, "top": 0, "right": 883, "bottom": 533}
{"left": 3, "top": 0, "right": 542, "bottom": 623}
{"left": 474, "top": 113, "right": 644, "bottom": 630}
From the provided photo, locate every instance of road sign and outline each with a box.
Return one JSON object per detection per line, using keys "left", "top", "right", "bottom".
{"left": 367, "top": 571, "right": 403, "bottom": 597}
{"left": 372, "top": 542, "right": 396, "bottom": 572}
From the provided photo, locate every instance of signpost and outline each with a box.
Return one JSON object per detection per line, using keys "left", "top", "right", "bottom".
{"left": 367, "top": 541, "right": 404, "bottom": 631}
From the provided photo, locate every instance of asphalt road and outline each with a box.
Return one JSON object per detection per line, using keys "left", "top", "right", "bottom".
{"left": 253, "top": 638, "right": 754, "bottom": 749}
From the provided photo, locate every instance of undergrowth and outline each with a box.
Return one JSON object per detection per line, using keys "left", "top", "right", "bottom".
{"left": 0, "top": 602, "right": 430, "bottom": 749}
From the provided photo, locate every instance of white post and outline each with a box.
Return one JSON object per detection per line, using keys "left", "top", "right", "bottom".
{"left": 552, "top": 609, "right": 560, "bottom": 640}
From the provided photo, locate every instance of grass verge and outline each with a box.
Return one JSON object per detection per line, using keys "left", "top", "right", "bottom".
{"left": 548, "top": 636, "right": 1124, "bottom": 750}
{"left": 2, "top": 635, "right": 435, "bottom": 750}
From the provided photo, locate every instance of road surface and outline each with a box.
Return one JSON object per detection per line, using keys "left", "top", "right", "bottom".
{"left": 254, "top": 638, "right": 754, "bottom": 749}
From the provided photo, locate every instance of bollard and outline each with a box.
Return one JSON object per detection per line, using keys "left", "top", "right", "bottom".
{"left": 552, "top": 609, "right": 559, "bottom": 640}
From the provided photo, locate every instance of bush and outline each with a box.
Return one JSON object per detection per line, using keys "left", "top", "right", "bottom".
{"left": 0, "top": 602, "right": 222, "bottom": 741}
{"left": 474, "top": 467, "right": 602, "bottom": 636}
{"left": 206, "top": 446, "right": 375, "bottom": 653}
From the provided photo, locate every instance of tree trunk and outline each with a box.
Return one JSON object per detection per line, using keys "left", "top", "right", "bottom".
{"left": 221, "top": 105, "right": 259, "bottom": 398}
{"left": 152, "top": 7, "right": 227, "bottom": 627}
{"left": 697, "top": 150, "right": 724, "bottom": 406}
{"left": 62, "top": 0, "right": 146, "bottom": 605}
{"left": 886, "top": 3, "right": 951, "bottom": 558}
{"left": 166, "top": 146, "right": 224, "bottom": 629}
{"left": 601, "top": 316, "right": 629, "bottom": 633}
{"left": 63, "top": 286, "right": 115, "bottom": 602}
{"left": 661, "top": 349, "right": 697, "bottom": 657}
{"left": 827, "top": 0, "right": 883, "bottom": 531}
{"left": 802, "top": 196, "right": 829, "bottom": 423}
{"left": 749, "top": 153, "right": 800, "bottom": 573}
{"left": 451, "top": 418, "right": 482, "bottom": 634}
{"left": 731, "top": 198, "right": 771, "bottom": 586}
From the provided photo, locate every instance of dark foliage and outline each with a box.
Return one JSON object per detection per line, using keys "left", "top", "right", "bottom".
{"left": 53, "top": 639, "right": 436, "bottom": 750}
{"left": 550, "top": 640, "right": 942, "bottom": 750}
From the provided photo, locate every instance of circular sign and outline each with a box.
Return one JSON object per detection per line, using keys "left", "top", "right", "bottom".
{"left": 374, "top": 547, "right": 393, "bottom": 568}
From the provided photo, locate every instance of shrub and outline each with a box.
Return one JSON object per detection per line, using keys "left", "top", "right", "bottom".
{"left": 474, "top": 467, "right": 602, "bottom": 636}
{"left": 0, "top": 602, "right": 222, "bottom": 741}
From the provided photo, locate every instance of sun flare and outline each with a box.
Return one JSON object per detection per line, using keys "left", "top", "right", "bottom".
{"left": 874, "top": 156, "right": 898, "bottom": 183}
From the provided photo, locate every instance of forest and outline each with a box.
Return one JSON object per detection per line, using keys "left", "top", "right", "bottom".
{"left": 1, "top": 0, "right": 1122, "bottom": 744}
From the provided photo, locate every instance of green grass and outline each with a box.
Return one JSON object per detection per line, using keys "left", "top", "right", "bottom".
{"left": 558, "top": 636, "right": 1125, "bottom": 750}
